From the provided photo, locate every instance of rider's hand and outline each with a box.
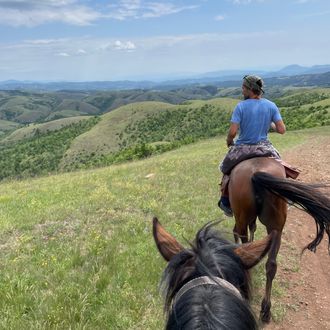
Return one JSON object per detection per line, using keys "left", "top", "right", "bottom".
{"left": 226, "top": 139, "right": 234, "bottom": 147}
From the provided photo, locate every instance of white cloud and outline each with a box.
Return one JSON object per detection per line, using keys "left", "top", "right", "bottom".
{"left": 107, "top": 1, "right": 198, "bottom": 20}
{"left": 214, "top": 15, "right": 225, "bottom": 21}
{"left": 2, "top": 30, "right": 329, "bottom": 81}
{"left": 140, "top": 3, "right": 198, "bottom": 18}
{"left": 77, "top": 49, "right": 87, "bottom": 55}
{"left": 0, "top": 0, "right": 77, "bottom": 8}
{"left": 0, "top": 1, "right": 102, "bottom": 26}
{"left": 114, "top": 40, "right": 136, "bottom": 51}
{"left": 98, "top": 40, "right": 137, "bottom": 52}
{"left": 56, "top": 52, "right": 70, "bottom": 57}
{"left": 25, "top": 39, "right": 63, "bottom": 45}
{"left": 0, "top": 0, "right": 198, "bottom": 26}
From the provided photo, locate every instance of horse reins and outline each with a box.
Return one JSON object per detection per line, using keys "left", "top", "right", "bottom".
{"left": 172, "top": 275, "right": 242, "bottom": 309}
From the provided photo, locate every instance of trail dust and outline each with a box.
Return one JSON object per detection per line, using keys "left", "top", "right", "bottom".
{"left": 264, "top": 136, "right": 330, "bottom": 330}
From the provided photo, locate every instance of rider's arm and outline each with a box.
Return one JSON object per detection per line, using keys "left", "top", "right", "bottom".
{"left": 271, "top": 120, "right": 286, "bottom": 134}
{"left": 226, "top": 123, "right": 239, "bottom": 147}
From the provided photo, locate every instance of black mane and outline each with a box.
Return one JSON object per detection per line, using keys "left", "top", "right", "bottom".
{"left": 161, "top": 223, "right": 258, "bottom": 330}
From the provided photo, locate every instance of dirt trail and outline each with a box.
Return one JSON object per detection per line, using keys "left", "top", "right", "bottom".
{"left": 265, "top": 137, "right": 330, "bottom": 330}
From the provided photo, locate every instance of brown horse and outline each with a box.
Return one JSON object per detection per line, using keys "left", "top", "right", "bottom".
{"left": 228, "top": 156, "right": 330, "bottom": 322}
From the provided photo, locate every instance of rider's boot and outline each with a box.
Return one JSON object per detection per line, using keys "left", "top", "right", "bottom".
{"left": 218, "top": 174, "right": 233, "bottom": 217}
{"left": 218, "top": 196, "right": 233, "bottom": 217}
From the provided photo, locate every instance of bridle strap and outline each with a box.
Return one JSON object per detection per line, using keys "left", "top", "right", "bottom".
{"left": 172, "top": 276, "right": 242, "bottom": 308}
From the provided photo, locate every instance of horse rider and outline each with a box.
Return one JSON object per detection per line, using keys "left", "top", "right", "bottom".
{"left": 218, "top": 75, "right": 286, "bottom": 217}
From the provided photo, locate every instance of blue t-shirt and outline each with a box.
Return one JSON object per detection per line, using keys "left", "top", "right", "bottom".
{"left": 231, "top": 98, "right": 282, "bottom": 145}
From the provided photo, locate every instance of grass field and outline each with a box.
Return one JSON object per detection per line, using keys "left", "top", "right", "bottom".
{"left": 62, "top": 98, "right": 237, "bottom": 166}
{"left": 0, "top": 120, "right": 21, "bottom": 137}
{"left": 0, "top": 127, "right": 328, "bottom": 329}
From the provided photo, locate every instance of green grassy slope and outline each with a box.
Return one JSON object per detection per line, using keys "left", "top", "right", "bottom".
{"left": 0, "top": 88, "right": 329, "bottom": 180}
{"left": 3, "top": 116, "right": 93, "bottom": 143}
{"left": 0, "top": 87, "right": 220, "bottom": 124}
{"left": 274, "top": 88, "right": 330, "bottom": 107}
{"left": 0, "top": 127, "right": 328, "bottom": 328}
{"left": 0, "top": 117, "right": 100, "bottom": 180}
{"left": 277, "top": 89, "right": 330, "bottom": 129}
{"left": 61, "top": 90, "right": 330, "bottom": 170}
{"left": 0, "top": 91, "right": 95, "bottom": 124}
{"left": 0, "top": 119, "right": 21, "bottom": 137}
{"left": 61, "top": 98, "right": 238, "bottom": 168}
{"left": 0, "top": 92, "right": 59, "bottom": 123}
{"left": 60, "top": 101, "right": 178, "bottom": 167}
{"left": 54, "top": 100, "right": 100, "bottom": 115}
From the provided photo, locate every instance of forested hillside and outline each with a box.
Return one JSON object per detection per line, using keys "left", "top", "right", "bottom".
{"left": 0, "top": 88, "right": 329, "bottom": 181}
{"left": 1, "top": 79, "right": 329, "bottom": 131}
{"left": 60, "top": 98, "right": 237, "bottom": 170}
{"left": 274, "top": 89, "right": 330, "bottom": 129}
{"left": 0, "top": 86, "right": 220, "bottom": 129}
{"left": 0, "top": 117, "right": 100, "bottom": 180}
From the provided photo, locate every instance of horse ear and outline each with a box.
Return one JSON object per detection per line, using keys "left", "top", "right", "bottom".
{"left": 153, "top": 217, "right": 184, "bottom": 262}
{"left": 234, "top": 231, "right": 277, "bottom": 269}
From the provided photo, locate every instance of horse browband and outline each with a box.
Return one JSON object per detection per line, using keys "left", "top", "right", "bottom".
{"left": 172, "top": 275, "right": 242, "bottom": 308}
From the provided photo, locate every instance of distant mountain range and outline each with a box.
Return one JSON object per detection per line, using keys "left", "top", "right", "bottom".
{"left": 0, "top": 64, "right": 330, "bottom": 91}
{"left": 161, "top": 64, "right": 330, "bottom": 83}
{"left": 266, "top": 64, "right": 330, "bottom": 76}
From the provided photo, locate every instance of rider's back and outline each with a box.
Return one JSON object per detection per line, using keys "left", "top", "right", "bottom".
{"left": 232, "top": 98, "right": 281, "bottom": 145}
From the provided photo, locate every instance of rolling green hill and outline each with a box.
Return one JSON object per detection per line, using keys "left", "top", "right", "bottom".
{"left": 0, "top": 119, "right": 21, "bottom": 137}
{"left": 0, "top": 87, "right": 220, "bottom": 124}
{"left": 0, "top": 127, "right": 328, "bottom": 328}
{"left": 61, "top": 90, "right": 330, "bottom": 171}
{"left": 0, "top": 88, "right": 329, "bottom": 180}
{"left": 275, "top": 89, "right": 330, "bottom": 129}
{"left": 0, "top": 91, "right": 59, "bottom": 123}
{"left": 274, "top": 88, "right": 330, "bottom": 107}
{"left": 0, "top": 117, "right": 100, "bottom": 180}
{"left": 3, "top": 116, "right": 93, "bottom": 143}
{"left": 1, "top": 86, "right": 329, "bottom": 126}
{"left": 60, "top": 98, "right": 238, "bottom": 169}
{"left": 63, "top": 101, "right": 176, "bottom": 155}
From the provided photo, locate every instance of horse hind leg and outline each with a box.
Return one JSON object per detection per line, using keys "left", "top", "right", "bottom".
{"left": 260, "top": 230, "right": 282, "bottom": 323}
{"left": 233, "top": 217, "right": 249, "bottom": 244}
{"left": 233, "top": 213, "right": 257, "bottom": 244}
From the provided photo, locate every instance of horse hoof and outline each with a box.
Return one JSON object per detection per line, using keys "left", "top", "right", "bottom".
{"left": 260, "top": 311, "right": 271, "bottom": 323}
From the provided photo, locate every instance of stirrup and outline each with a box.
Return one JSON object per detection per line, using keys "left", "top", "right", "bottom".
{"left": 218, "top": 200, "right": 233, "bottom": 217}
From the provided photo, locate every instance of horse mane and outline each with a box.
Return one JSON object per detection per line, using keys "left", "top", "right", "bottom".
{"left": 161, "top": 222, "right": 258, "bottom": 329}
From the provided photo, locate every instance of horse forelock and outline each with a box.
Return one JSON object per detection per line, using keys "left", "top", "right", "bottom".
{"left": 162, "top": 223, "right": 251, "bottom": 312}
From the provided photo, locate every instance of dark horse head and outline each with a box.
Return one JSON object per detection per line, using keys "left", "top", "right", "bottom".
{"left": 153, "top": 217, "right": 276, "bottom": 330}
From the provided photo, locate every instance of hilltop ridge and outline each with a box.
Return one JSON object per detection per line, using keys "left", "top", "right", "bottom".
{"left": 0, "top": 88, "right": 329, "bottom": 181}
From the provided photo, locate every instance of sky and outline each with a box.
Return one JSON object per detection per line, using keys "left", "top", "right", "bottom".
{"left": 0, "top": 0, "right": 329, "bottom": 81}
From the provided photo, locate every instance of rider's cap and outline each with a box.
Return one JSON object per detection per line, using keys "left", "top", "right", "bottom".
{"left": 242, "top": 75, "right": 264, "bottom": 93}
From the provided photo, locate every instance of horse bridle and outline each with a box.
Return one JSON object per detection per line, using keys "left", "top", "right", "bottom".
{"left": 172, "top": 275, "right": 242, "bottom": 309}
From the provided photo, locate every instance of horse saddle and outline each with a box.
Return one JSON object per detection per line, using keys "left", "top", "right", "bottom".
{"left": 220, "top": 159, "right": 301, "bottom": 196}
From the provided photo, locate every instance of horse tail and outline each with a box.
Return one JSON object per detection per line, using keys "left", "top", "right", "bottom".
{"left": 251, "top": 171, "right": 330, "bottom": 254}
